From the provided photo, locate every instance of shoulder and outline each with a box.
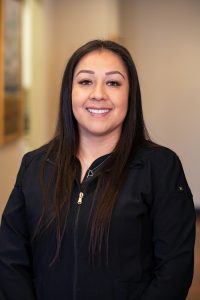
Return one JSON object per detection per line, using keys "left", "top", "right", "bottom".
{"left": 130, "top": 142, "right": 194, "bottom": 200}
{"left": 22, "top": 143, "right": 51, "bottom": 169}
{"left": 136, "top": 141, "right": 189, "bottom": 187}
{"left": 136, "top": 141, "right": 180, "bottom": 164}
{"left": 133, "top": 141, "right": 184, "bottom": 178}
{"left": 132, "top": 141, "right": 180, "bottom": 165}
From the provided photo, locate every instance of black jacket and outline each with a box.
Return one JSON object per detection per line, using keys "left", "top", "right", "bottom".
{"left": 0, "top": 144, "right": 196, "bottom": 300}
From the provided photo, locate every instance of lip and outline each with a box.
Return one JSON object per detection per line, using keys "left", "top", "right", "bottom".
{"left": 85, "top": 107, "right": 112, "bottom": 110}
{"left": 85, "top": 107, "right": 112, "bottom": 117}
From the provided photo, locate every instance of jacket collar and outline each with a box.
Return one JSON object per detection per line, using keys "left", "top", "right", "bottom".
{"left": 45, "top": 155, "right": 145, "bottom": 169}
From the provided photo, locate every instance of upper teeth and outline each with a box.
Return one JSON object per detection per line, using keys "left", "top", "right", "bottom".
{"left": 87, "top": 108, "right": 110, "bottom": 114}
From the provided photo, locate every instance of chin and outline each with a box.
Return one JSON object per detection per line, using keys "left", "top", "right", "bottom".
{"left": 88, "top": 130, "right": 110, "bottom": 137}
{"left": 87, "top": 127, "right": 120, "bottom": 138}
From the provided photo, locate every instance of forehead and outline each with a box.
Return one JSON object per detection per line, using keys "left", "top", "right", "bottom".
{"left": 74, "top": 49, "right": 127, "bottom": 74}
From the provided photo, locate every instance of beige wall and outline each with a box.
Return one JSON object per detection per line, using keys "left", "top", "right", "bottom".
{"left": 120, "top": 0, "right": 200, "bottom": 206}
{"left": 0, "top": 139, "right": 26, "bottom": 214}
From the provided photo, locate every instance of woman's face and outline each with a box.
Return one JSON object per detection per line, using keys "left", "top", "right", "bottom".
{"left": 72, "top": 49, "right": 129, "bottom": 140}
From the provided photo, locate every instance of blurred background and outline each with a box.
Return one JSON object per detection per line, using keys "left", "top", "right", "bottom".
{"left": 0, "top": 0, "right": 199, "bottom": 298}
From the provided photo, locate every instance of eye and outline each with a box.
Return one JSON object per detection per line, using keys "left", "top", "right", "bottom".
{"left": 107, "top": 81, "right": 121, "bottom": 87}
{"left": 78, "top": 79, "right": 92, "bottom": 85}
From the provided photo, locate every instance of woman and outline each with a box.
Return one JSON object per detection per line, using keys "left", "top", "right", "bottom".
{"left": 0, "top": 40, "right": 196, "bottom": 300}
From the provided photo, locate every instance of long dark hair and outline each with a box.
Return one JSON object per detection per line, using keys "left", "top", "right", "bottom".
{"left": 33, "top": 40, "right": 151, "bottom": 266}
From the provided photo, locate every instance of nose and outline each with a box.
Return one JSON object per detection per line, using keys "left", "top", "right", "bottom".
{"left": 89, "top": 82, "right": 106, "bottom": 101}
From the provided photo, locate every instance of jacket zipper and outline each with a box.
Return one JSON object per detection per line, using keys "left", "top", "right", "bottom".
{"left": 73, "top": 190, "right": 84, "bottom": 300}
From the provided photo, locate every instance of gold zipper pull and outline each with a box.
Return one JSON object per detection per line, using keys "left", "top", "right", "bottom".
{"left": 77, "top": 192, "right": 84, "bottom": 205}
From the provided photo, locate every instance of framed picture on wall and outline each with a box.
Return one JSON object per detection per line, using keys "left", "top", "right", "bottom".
{"left": 0, "top": 0, "right": 24, "bottom": 145}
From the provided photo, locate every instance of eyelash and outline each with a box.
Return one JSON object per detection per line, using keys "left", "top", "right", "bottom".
{"left": 107, "top": 81, "right": 121, "bottom": 87}
{"left": 78, "top": 80, "right": 92, "bottom": 85}
{"left": 78, "top": 80, "right": 121, "bottom": 87}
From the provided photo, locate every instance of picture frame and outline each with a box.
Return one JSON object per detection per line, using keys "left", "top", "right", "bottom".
{"left": 0, "top": 0, "right": 24, "bottom": 146}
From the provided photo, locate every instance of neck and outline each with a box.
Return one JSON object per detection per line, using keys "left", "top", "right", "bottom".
{"left": 77, "top": 131, "right": 120, "bottom": 165}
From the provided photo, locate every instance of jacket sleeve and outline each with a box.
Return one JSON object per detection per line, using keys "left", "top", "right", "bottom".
{"left": 141, "top": 150, "right": 196, "bottom": 300}
{"left": 0, "top": 155, "right": 36, "bottom": 300}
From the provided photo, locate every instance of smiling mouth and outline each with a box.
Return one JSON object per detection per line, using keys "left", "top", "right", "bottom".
{"left": 86, "top": 108, "right": 111, "bottom": 115}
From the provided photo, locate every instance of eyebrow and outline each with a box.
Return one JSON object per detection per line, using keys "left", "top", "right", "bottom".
{"left": 75, "top": 70, "right": 125, "bottom": 79}
{"left": 105, "top": 71, "right": 125, "bottom": 79}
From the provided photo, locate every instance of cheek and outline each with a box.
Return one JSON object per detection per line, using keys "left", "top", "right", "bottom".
{"left": 117, "top": 92, "right": 129, "bottom": 115}
{"left": 71, "top": 87, "right": 78, "bottom": 104}
{"left": 119, "top": 106, "right": 128, "bottom": 123}
{"left": 71, "top": 88, "right": 76, "bottom": 107}
{"left": 72, "top": 87, "right": 89, "bottom": 108}
{"left": 71, "top": 88, "right": 82, "bottom": 112}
